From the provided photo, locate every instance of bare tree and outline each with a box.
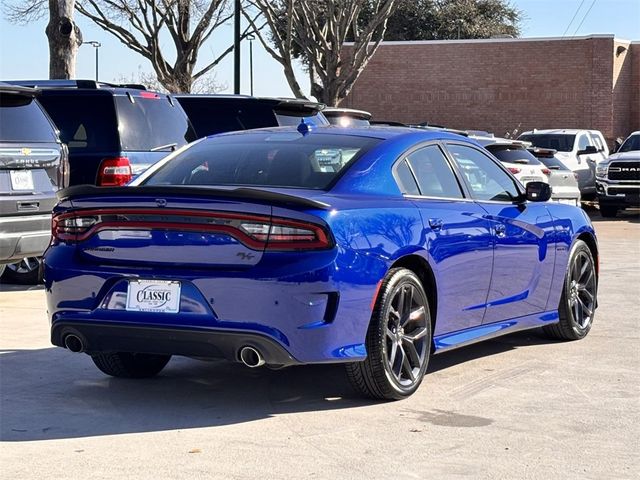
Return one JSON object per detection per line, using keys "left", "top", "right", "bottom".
{"left": 5, "top": 0, "right": 83, "bottom": 78}
{"left": 75, "top": 0, "right": 241, "bottom": 92}
{"left": 246, "top": 0, "right": 397, "bottom": 106}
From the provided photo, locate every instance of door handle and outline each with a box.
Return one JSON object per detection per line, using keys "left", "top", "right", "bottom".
{"left": 428, "top": 218, "right": 443, "bottom": 231}
{"left": 495, "top": 224, "right": 506, "bottom": 238}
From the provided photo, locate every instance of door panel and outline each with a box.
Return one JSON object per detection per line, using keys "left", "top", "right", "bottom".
{"left": 476, "top": 202, "right": 555, "bottom": 323}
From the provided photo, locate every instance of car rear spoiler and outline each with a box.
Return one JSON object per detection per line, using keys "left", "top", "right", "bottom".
{"left": 57, "top": 185, "right": 332, "bottom": 211}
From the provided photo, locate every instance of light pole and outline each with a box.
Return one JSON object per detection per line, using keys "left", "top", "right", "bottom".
{"left": 247, "top": 33, "right": 255, "bottom": 96}
{"left": 233, "top": 0, "right": 241, "bottom": 94}
{"left": 82, "top": 41, "right": 101, "bottom": 81}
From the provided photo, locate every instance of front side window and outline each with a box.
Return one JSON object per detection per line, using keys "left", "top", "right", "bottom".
{"left": 577, "top": 134, "right": 591, "bottom": 151}
{"left": 446, "top": 144, "right": 520, "bottom": 202}
{"left": 618, "top": 134, "right": 640, "bottom": 153}
{"left": 404, "top": 145, "right": 464, "bottom": 199}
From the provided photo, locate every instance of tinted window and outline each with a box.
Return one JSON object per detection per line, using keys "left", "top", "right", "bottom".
{"left": 144, "top": 133, "right": 381, "bottom": 190}
{"left": 577, "top": 134, "right": 590, "bottom": 150}
{"left": 0, "top": 93, "right": 57, "bottom": 142}
{"left": 619, "top": 134, "right": 640, "bottom": 152}
{"left": 447, "top": 144, "right": 520, "bottom": 202}
{"left": 486, "top": 146, "right": 542, "bottom": 165}
{"left": 115, "top": 95, "right": 195, "bottom": 151}
{"left": 394, "top": 160, "right": 420, "bottom": 195}
{"left": 275, "top": 112, "right": 330, "bottom": 127}
{"left": 518, "top": 134, "right": 576, "bottom": 152}
{"left": 534, "top": 154, "right": 570, "bottom": 170}
{"left": 178, "top": 98, "right": 278, "bottom": 137}
{"left": 38, "top": 94, "right": 119, "bottom": 152}
{"left": 405, "top": 145, "right": 463, "bottom": 198}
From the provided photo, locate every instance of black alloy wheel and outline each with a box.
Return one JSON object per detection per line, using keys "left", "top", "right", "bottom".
{"left": 544, "top": 240, "right": 597, "bottom": 340}
{"left": 346, "top": 268, "right": 432, "bottom": 400}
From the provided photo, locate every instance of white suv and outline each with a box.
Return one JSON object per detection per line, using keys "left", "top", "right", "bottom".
{"left": 518, "top": 129, "right": 608, "bottom": 198}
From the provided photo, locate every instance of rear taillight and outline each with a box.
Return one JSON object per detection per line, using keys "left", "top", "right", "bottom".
{"left": 51, "top": 209, "right": 333, "bottom": 251}
{"left": 507, "top": 167, "right": 521, "bottom": 174}
{"left": 97, "top": 157, "right": 132, "bottom": 186}
{"left": 239, "top": 219, "right": 330, "bottom": 250}
{"left": 541, "top": 168, "right": 551, "bottom": 176}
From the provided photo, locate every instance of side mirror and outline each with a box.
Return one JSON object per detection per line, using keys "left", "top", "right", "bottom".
{"left": 577, "top": 145, "right": 598, "bottom": 155}
{"left": 525, "top": 181, "right": 552, "bottom": 202}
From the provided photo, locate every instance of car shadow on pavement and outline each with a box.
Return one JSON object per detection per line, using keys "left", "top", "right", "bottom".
{"left": 0, "top": 330, "right": 553, "bottom": 442}
{"left": 0, "top": 282, "right": 44, "bottom": 292}
{"left": 587, "top": 207, "right": 640, "bottom": 223}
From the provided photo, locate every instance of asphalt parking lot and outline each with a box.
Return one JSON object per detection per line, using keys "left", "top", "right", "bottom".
{"left": 1, "top": 208, "right": 638, "bottom": 480}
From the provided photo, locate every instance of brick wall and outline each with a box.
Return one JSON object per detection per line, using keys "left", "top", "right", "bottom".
{"left": 343, "top": 35, "right": 639, "bottom": 145}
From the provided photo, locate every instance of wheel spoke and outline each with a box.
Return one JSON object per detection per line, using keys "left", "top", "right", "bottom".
{"left": 404, "top": 326, "right": 428, "bottom": 342}
{"left": 402, "top": 337, "right": 421, "bottom": 368}
{"left": 401, "top": 349, "right": 415, "bottom": 381}
{"left": 572, "top": 300, "right": 581, "bottom": 321}
{"left": 571, "top": 256, "right": 581, "bottom": 281}
{"left": 400, "top": 287, "right": 414, "bottom": 326}
{"left": 408, "top": 305, "right": 426, "bottom": 325}
{"left": 389, "top": 306, "right": 400, "bottom": 321}
{"left": 578, "top": 287, "right": 594, "bottom": 303}
{"left": 386, "top": 326, "right": 395, "bottom": 340}
{"left": 580, "top": 267, "right": 594, "bottom": 286}
{"left": 396, "top": 287, "right": 406, "bottom": 318}
{"left": 393, "top": 345, "right": 405, "bottom": 378}
{"left": 388, "top": 340, "right": 398, "bottom": 368}
{"left": 578, "top": 297, "right": 592, "bottom": 317}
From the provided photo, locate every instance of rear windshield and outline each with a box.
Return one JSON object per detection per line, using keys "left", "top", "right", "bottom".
{"left": 275, "top": 112, "right": 329, "bottom": 127}
{"left": 518, "top": 134, "right": 575, "bottom": 152}
{"left": 531, "top": 154, "right": 569, "bottom": 170}
{"left": 177, "top": 98, "right": 278, "bottom": 137}
{"left": 37, "top": 93, "right": 119, "bottom": 152}
{"left": 0, "top": 93, "right": 57, "bottom": 142}
{"left": 143, "top": 132, "right": 381, "bottom": 190}
{"left": 326, "top": 116, "right": 370, "bottom": 127}
{"left": 115, "top": 95, "right": 195, "bottom": 151}
{"left": 619, "top": 134, "right": 640, "bottom": 153}
{"left": 485, "top": 146, "right": 542, "bottom": 165}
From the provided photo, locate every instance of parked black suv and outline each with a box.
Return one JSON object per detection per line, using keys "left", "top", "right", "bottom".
{"left": 0, "top": 84, "right": 68, "bottom": 283}
{"left": 175, "top": 95, "right": 328, "bottom": 138}
{"left": 5, "top": 80, "right": 196, "bottom": 186}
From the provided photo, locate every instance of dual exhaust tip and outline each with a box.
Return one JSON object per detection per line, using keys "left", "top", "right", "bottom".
{"left": 64, "top": 334, "right": 266, "bottom": 369}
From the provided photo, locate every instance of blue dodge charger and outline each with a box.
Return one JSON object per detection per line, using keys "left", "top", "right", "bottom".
{"left": 44, "top": 126, "right": 598, "bottom": 400}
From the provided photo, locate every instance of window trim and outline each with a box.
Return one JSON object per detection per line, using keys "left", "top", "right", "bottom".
{"left": 392, "top": 140, "right": 469, "bottom": 201}
{"left": 442, "top": 141, "right": 526, "bottom": 204}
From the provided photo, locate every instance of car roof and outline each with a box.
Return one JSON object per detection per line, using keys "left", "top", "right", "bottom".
{"left": 211, "top": 124, "right": 472, "bottom": 143}
{"left": 2, "top": 79, "right": 157, "bottom": 95}
{"left": 0, "top": 82, "right": 39, "bottom": 96}
{"left": 520, "top": 129, "right": 590, "bottom": 135}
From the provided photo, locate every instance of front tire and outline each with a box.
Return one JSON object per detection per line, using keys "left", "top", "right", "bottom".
{"left": 346, "top": 268, "right": 432, "bottom": 400}
{"left": 91, "top": 352, "right": 171, "bottom": 378}
{"left": 599, "top": 205, "right": 618, "bottom": 218}
{"left": 543, "top": 240, "right": 597, "bottom": 340}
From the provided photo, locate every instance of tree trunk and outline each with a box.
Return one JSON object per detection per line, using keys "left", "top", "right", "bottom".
{"left": 46, "top": 0, "right": 83, "bottom": 79}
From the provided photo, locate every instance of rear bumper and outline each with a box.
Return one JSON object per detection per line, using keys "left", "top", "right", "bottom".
{"left": 0, "top": 214, "right": 51, "bottom": 262}
{"left": 52, "top": 320, "right": 300, "bottom": 366}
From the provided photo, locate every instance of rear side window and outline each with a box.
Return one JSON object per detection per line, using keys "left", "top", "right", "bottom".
{"left": 519, "top": 134, "right": 575, "bottom": 152}
{"left": 0, "top": 93, "right": 57, "bottom": 142}
{"left": 38, "top": 94, "right": 119, "bottom": 152}
{"left": 143, "top": 133, "right": 381, "bottom": 190}
{"left": 115, "top": 95, "right": 195, "bottom": 151}
{"left": 404, "top": 145, "right": 464, "bottom": 199}
{"left": 486, "top": 146, "right": 542, "bottom": 165}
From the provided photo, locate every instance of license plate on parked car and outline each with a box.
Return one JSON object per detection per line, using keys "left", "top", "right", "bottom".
{"left": 10, "top": 170, "right": 34, "bottom": 191}
{"left": 557, "top": 199, "right": 579, "bottom": 206}
{"left": 126, "top": 279, "right": 181, "bottom": 313}
{"left": 519, "top": 176, "right": 541, "bottom": 185}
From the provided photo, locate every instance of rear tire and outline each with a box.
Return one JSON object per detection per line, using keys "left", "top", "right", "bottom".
{"left": 346, "top": 268, "right": 432, "bottom": 400}
{"left": 91, "top": 352, "right": 171, "bottom": 378}
{"left": 599, "top": 205, "right": 618, "bottom": 218}
{"left": 2, "top": 257, "right": 43, "bottom": 285}
{"left": 543, "top": 240, "right": 596, "bottom": 340}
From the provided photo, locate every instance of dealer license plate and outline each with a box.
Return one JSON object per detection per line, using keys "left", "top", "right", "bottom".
{"left": 126, "top": 279, "right": 181, "bottom": 313}
{"left": 557, "top": 199, "right": 578, "bottom": 206}
{"left": 10, "top": 170, "right": 34, "bottom": 191}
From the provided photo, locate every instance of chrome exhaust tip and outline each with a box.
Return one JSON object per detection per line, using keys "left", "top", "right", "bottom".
{"left": 239, "top": 346, "right": 265, "bottom": 368}
{"left": 64, "top": 334, "right": 84, "bottom": 353}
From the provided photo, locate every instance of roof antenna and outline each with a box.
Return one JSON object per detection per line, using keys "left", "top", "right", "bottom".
{"left": 297, "top": 118, "right": 312, "bottom": 136}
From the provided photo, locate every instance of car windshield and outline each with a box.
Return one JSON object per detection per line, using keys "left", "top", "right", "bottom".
{"left": 518, "top": 134, "right": 575, "bottom": 152}
{"left": 485, "top": 146, "right": 542, "bottom": 165}
{"left": 0, "top": 93, "right": 57, "bottom": 142}
{"left": 115, "top": 95, "right": 196, "bottom": 151}
{"left": 619, "top": 134, "right": 640, "bottom": 153}
{"left": 143, "top": 132, "right": 381, "bottom": 190}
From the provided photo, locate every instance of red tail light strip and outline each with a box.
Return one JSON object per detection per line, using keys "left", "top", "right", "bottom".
{"left": 52, "top": 209, "right": 332, "bottom": 251}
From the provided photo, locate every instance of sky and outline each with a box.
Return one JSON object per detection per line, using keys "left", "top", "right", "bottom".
{"left": 0, "top": 0, "right": 639, "bottom": 99}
